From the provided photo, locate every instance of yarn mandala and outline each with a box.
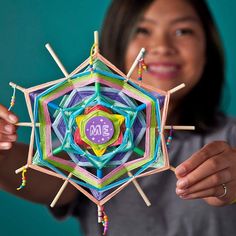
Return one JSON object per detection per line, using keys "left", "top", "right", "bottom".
{"left": 9, "top": 32, "right": 193, "bottom": 235}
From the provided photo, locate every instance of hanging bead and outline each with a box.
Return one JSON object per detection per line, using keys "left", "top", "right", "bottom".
{"left": 137, "top": 57, "right": 147, "bottom": 81}
{"left": 98, "top": 205, "right": 109, "bottom": 235}
{"left": 166, "top": 126, "right": 174, "bottom": 149}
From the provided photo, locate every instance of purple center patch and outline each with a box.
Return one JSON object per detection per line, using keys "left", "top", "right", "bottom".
{"left": 85, "top": 116, "right": 114, "bottom": 144}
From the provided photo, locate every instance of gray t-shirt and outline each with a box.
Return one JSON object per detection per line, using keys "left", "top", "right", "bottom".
{"left": 51, "top": 115, "right": 236, "bottom": 236}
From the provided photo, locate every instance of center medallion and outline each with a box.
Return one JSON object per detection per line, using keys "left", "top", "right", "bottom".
{"left": 85, "top": 116, "right": 114, "bottom": 144}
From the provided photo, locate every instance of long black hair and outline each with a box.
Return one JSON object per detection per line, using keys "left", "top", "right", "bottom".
{"left": 101, "top": 0, "right": 225, "bottom": 133}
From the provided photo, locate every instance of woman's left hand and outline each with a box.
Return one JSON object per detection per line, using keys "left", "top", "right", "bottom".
{"left": 175, "top": 141, "right": 236, "bottom": 206}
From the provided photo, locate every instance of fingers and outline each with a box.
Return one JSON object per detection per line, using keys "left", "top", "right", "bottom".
{"left": 0, "top": 104, "right": 18, "bottom": 124}
{"left": 0, "top": 104, "right": 18, "bottom": 150}
{"left": 0, "top": 142, "right": 13, "bottom": 150}
{"left": 176, "top": 168, "right": 231, "bottom": 197}
{"left": 0, "top": 119, "right": 17, "bottom": 134}
{"left": 177, "top": 182, "right": 230, "bottom": 200}
{"left": 175, "top": 141, "right": 228, "bottom": 178}
{"left": 174, "top": 141, "right": 236, "bottom": 205}
{"left": 176, "top": 153, "right": 230, "bottom": 189}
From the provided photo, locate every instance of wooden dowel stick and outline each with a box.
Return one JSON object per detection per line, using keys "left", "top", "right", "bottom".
{"left": 164, "top": 125, "right": 195, "bottom": 130}
{"left": 24, "top": 93, "right": 34, "bottom": 122}
{"left": 128, "top": 171, "right": 151, "bottom": 207}
{"left": 137, "top": 166, "right": 170, "bottom": 178}
{"left": 129, "top": 78, "right": 166, "bottom": 96}
{"left": 100, "top": 176, "right": 134, "bottom": 205}
{"left": 27, "top": 77, "right": 67, "bottom": 93}
{"left": 97, "top": 205, "right": 102, "bottom": 223}
{"left": 16, "top": 122, "right": 40, "bottom": 127}
{"left": 94, "top": 31, "right": 99, "bottom": 54}
{"left": 45, "top": 43, "right": 69, "bottom": 77}
{"left": 29, "top": 165, "right": 100, "bottom": 204}
{"left": 169, "top": 83, "right": 185, "bottom": 94}
{"left": 15, "top": 165, "right": 29, "bottom": 174}
{"left": 69, "top": 57, "right": 90, "bottom": 76}
{"left": 50, "top": 172, "right": 73, "bottom": 208}
{"left": 29, "top": 165, "right": 65, "bottom": 179}
{"left": 97, "top": 54, "right": 128, "bottom": 78}
{"left": 27, "top": 126, "right": 35, "bottom": 165}
{"left": 69, "top": 179, "right": 99, "bottom": 205}
{"left": 9, "top": 82, "right": 26, "bottom": 93}
{"left": 126, "top": 48, "right": 145, "bottom": 79}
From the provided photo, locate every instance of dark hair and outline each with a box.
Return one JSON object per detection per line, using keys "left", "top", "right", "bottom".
{"left": 101, "top": 0, "right": 225, "bottom": 133}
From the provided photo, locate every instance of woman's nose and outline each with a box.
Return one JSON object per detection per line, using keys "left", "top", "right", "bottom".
{"left": 147, "top": 34, "right": 176, "bottom": 56}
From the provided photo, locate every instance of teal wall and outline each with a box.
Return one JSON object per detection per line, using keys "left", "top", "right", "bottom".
{"left": 0, "top": 1, "right": 235, "bottom": 236}
{"left": 207, "top": 1, "right": 236, "bottom": 116}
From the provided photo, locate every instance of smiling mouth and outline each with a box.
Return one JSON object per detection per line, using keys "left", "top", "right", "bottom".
{"left": 147, "top": 64, "right": 180, "bottom": 79}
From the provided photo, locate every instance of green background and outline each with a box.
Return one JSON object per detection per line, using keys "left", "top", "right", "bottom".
{"left": 0, "top": 1, "right": 235, "bottom": 235}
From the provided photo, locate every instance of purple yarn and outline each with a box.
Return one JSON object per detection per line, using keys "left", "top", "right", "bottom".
{"left": 90, "top": 189, "right": 108, "bottom": 200}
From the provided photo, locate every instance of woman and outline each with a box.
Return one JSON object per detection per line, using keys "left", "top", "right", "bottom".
{"left": 100, "top": 0, "right": 236, "bottom": 207}
{"left": 0, "top": 0, "right": 236, "bottom": 235}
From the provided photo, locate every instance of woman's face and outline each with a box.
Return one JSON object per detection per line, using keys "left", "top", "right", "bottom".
{"left": 125, "top": 0, "right": 206, "bottom": 100}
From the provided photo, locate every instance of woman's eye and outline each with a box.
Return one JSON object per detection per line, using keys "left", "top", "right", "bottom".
{"left": 135, "top": 26, "right": 150, "bottom": 36}
{"left": 175, "top": 28, "right": 194, "bottom": 36}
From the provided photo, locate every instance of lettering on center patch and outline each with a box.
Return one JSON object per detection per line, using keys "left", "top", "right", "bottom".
{"left": 85, "top": 116, "right": 114, "bottom": 144}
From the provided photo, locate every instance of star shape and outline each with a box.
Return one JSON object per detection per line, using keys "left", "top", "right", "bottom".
{"left": 75, "top": 105, "right": 125, "bottom": 156}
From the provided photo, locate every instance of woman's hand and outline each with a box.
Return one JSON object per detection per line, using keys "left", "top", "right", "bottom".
{"left": 175, "top": 141, "right": 236, "bottom": 206}
{"left": 0, "top": 104, "right": 18, "bottom": 150}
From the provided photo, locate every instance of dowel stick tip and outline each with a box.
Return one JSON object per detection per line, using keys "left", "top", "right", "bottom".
{"left": 50, "top": 173, "right": 73, "bottom": 208}
{"left": 15, "top": 165, "right": 28, "bottom": 174}
{"left": 9, "top": 82, "right": 16, "bottom": 87}
{"left": 140, "top": 47, "right": 145, "bottom": 54}
{"left": 126, "top": 47, "right": 146, "bottom": 79}
{"left": 128, "top": 171, "right": 151, "bottom": 207}
{"left": 94, "top": 31, "right": 99, "bottom": 53}
{"left": 9, "top": 82, "right": 26, "bottom": 92}
{"left": 169, "top": 83, "right": 185, "bottom": 94}
{"left": 45, "top": 43, "right": 51, "bottom": 49}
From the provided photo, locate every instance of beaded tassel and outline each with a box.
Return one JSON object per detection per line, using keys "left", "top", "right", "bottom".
{"left": 137, "top": 57, "right": 147, "bottom": 81}
{"left": 166, "top": 126, "right": 174, "bottom": 149}
{"left": 17, "top": 168, "right": 27, "bottom": 190}
{"left": 102, "top": 209, "right": 108, "bottom": 235}
{"left": 98, "top": 205, "right": 109, "bottom": 235}
{"left": 8, "top": 85, "right": 16, "bottom": 111}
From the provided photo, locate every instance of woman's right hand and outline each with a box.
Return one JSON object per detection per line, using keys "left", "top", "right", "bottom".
{"left": 0, "top": 104, "right": 18, "bottom": 150}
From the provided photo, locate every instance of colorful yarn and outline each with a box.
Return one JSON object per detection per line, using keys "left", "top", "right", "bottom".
{"left": 17, "top": 168, "right": 27, "bottom": 190}
{"left": 8, "top": 85, "right": 16, "bottom": 111}
{"left": 33, "top": 62, "right": 160, "bottom": 192}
